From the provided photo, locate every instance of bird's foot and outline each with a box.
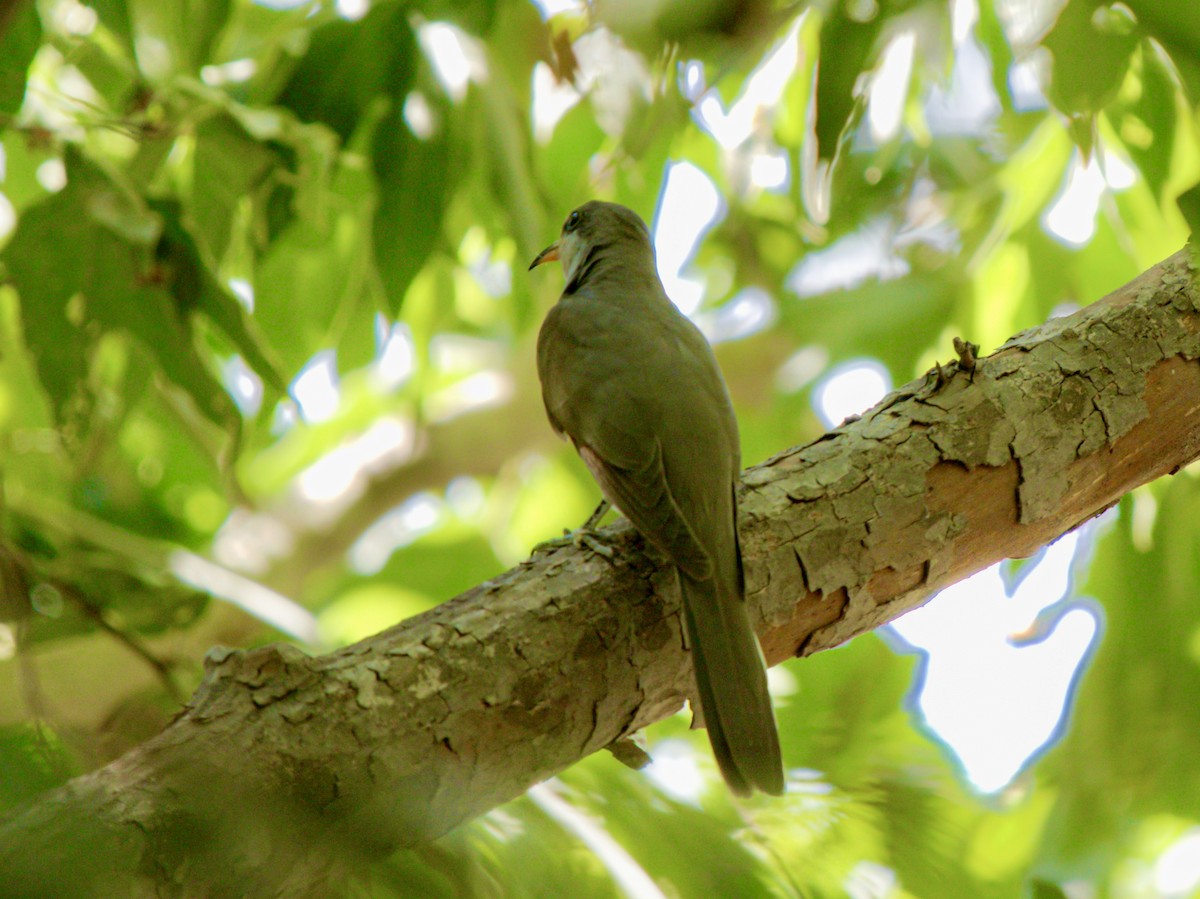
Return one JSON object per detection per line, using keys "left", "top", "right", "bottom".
{"left": 532, "top": 526, "right": 614, "bottom": 559}
{"left": 531, "top": 500, "right": 614, "bottom": 559}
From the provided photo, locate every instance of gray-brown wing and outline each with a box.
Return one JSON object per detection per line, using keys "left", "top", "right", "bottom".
{"left": 576, "top": 438, "right": 711, "bottom": 582}
{"left": 538, "top": 288, "right": 719, "bottom": 580}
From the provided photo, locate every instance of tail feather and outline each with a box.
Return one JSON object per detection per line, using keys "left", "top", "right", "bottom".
{"left": 679, "top": 570, "right": 784, "bottom": 796}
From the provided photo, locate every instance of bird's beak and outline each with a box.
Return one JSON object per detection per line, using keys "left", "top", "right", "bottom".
{"left": 529, "top": 241, "right": 560, "bottom": 270}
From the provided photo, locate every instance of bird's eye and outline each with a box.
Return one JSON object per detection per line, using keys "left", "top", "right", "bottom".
{"left": 565, "top": 210, "right": 581, "bottom": 231}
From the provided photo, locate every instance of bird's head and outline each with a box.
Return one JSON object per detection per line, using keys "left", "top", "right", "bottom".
{"left": 529, "top": 201, "right": 654, "bottom": 285}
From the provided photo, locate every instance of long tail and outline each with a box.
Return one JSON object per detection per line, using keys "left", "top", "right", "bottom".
{"left": 679, "top": 570, "right": 784, "bottom": 796}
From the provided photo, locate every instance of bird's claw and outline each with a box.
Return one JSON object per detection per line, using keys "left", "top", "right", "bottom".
{"left": 577, "top": 531, "right": 615, "bottom": 558}
{"left": 532, "top": 527, "right": 614, "bottom": 559}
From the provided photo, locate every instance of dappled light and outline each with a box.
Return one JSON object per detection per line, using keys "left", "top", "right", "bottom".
{"left": 890, "top": 529, "right": 1100, "bottom": 793}
{"left": 1155, "top": 827, "right": 1200, "bottom": 896}
{"left": 653, "top": 160, "right": 722, "bottom": 315}
{"left": 1043, "top": 148, "right": 1138, "bottom": 245}
{"left": 814, "top": 361, "right": 892, "bottom": 427}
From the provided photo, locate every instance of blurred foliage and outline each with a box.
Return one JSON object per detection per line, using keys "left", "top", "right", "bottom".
{"left": 1, "top": 0, "right": 1199, "bottom": 895}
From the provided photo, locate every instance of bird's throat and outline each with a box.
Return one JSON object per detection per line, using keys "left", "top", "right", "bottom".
{"left": 564, "top": 243, "right": 658, "bottom": 297}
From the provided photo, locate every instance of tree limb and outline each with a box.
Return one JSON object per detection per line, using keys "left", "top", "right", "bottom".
{"left": 2, "top": 250, "right": 1198, "bottom": 898}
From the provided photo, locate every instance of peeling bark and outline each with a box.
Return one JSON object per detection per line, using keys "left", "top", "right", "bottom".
{"left": 2, "top": 250, "right": 1199, "bottom": 898}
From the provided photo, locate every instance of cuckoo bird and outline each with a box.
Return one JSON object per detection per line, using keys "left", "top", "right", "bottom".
{"left": 530, "top": 200, "right": 784, "bottom": 796}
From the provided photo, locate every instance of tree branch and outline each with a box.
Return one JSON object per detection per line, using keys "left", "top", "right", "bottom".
{"left": 2, "top": 250, "right": 1198, "bottom": 897}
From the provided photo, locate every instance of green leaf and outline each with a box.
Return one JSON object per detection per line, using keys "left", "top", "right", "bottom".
{"left": 276, "top": 0, "right": 416, "bottom": 143}
{"left": 540, "top": 101, "right": 605, "bottom": 209}
{"left": 1122, "top": 0, "right": 1200, "bottom": 104}
{"left": 65, "top": 0, "right": 142, "bottom": 112}
{"left": 126, "top": 0, "right": 231, "bottom": 79}
{"left": 89, "top": 0, "right": 134, "bottom": 51}
{"left": 372, "top": 100, "right": 459, "bottom": 314}
{"left": 813, "top": 5, "right": 883, "bottom": 165}
{"left": 775, "top": 13, "right": 818, "bottom": 148}
{"left": 0, "top": 725, "right": 77, "bottom": 814}
{"left": 1123, "top": 43, "right": 1179, "bottom": 198}
{"left": 470, "top": 76, "right": 546, "bottom": 266}
{"left": 976, "top": 0, "right": 1017, "bottom": 114}
{"left": 0, "top": 2, "right": 40, "bottom": 119}
{"left": 253, "top": 154, "right": 377, "bottom": 374}
{"left": 152, "top": 200, "right": 288, "bottom": 395}
{"left": 1177, "top": 180, "right": 1200, "bottom": 255}
{"left": 1029, "top": 879, "right": 1070, "bottom": 899}
{"left": 2, "top": 497, "right": 211, "bottom": 647}
{"left": 0, "top": 129, "right": 52, "bottom": 216}
{"left": 780, "top": 273, "right": 956, "bottom": 378}
{"left": 189, "top": 113, "right": 278, "bottom": 264}
{"left": 1042, "top": 1, "right": 1138, "bottom": 120}
{"left": 1040, "top": 480, "right": 1200, "bottom": 870}
{"left": 3, "top": 151, "right": 235, "bottom": 431}
{"left": 576, "top": 773, "right": 773, "bottom": 898}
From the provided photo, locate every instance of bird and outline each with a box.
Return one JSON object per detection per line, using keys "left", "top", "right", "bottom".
{"left": 529, "top": 200, "right": 784, "bottom": 796}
